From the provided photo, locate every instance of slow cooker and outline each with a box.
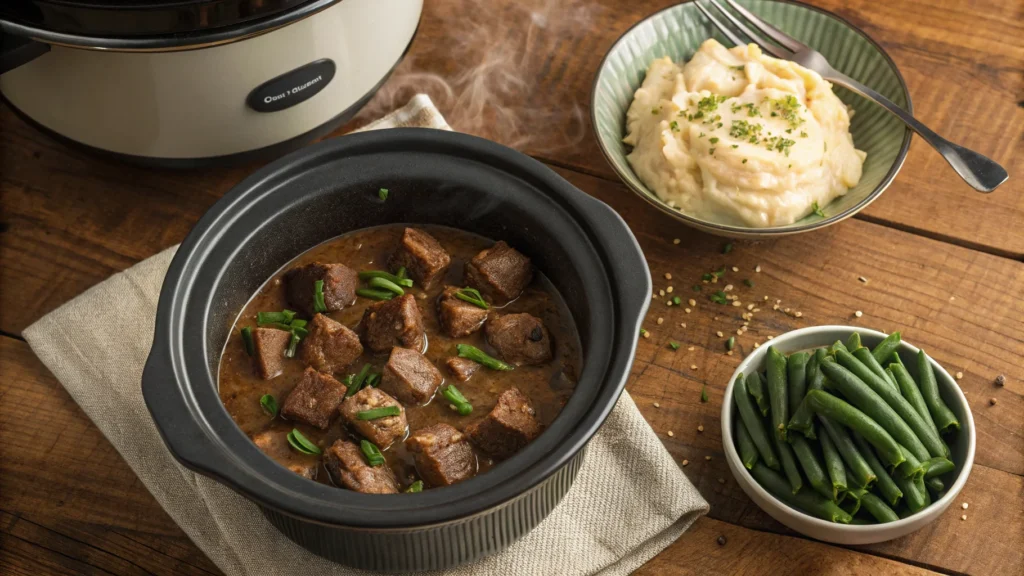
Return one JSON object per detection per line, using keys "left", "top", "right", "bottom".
{"left": 0, "top": 0, "right": 421, "bottom": 165}
{"left": 143, "top": 128, "right": 651, "bottom": 571}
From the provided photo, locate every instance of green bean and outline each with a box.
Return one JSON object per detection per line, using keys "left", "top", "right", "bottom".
{"left": 818, "top": 424, "right": 847, "bottom": 502}
{"left": 787, "top": 397, "right": 815, "bottom": 439}
{"left": 852, "top": 432, "right": 903, "bottom": 505}
{"left": 773, "top": 428, "right": 803, "bottom": 494}
{"left": 733, "top": 373, "right": 779, "bottom": 469}
{"left": 859, "top": 492, "right": 900, "bottom": 523}
{"left": 804, "top": 390, "right": 905, "bottom": 468}
{"left": 917, "top": 350, "right": 960, "bottom": 434}
{"left": 849, "top": 516, "right": 873, "bottom": 525}
{"left": 745, "top": 372, "right": 770, "bottom": 416}
{"left": 824, "top": 355, "right": 934, "bottom": 461}
{"left": 790, "top": 435, "right": 832, "bottom": 500}
{"left": 922, "top": 456, "right": 955, "bottom": 479}
{"left": 895, "top": 472, "right": 928, "bottom": 513}
{"left": 925, "top": 476, "right": 944, "bottom": 494}
{"left": 808, "top": 349, "right": 829, "bottom": 392}
{"left": 894, "top": 443, "right": 926, "bottom": 480}
{"left": 872, "top": 332, "right": 902, "bottom": 365}
{"left": 734, "top": 417, "right": 759, "bottom": 470}
{"left": 829, "top": 339, "right": 848, "bottom": 356}
{"left": 853, "top": 346, "right": 898, "bottom": 391}
{"left": 766, "top": 347, "right": 789, "bottom": 441}
{"left": 840, "top": 487, "right": 868, "bottom": 516}
{"left": 888, "top": 363, "right": 940, "bottom": 442}
{"left": 816, "top": 415, "right": 877, "bottom": 489}
{"left": 920, "top": 477, "right": 932, "bottom": 508}
{"left": 787, "top": 352, "right": 810, "bottom": 416}
{"left": 793, "top": 348, "right": 828, "bottom": 439}
{"left": 846, "top": 332, "right": 863, "bottom": 352}
{"left": 749, "top": 462, "right": 852, "bottom": 524}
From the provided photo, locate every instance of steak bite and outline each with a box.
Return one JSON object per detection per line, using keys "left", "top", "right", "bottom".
{"left": 299, "top": 313, "right": 363, "bottom": 374}
{"left": 406, "top": 424, "right": 477, "bottom": 487}
{"left": 281, "top": 367, "right": 347, "bottom": 429}
{"left": 388, "top": 227, "right": 452, "bottom": 290}
{"left": 466, "top": 388, "right": 541, "bottom": 459}
{"left": 360, "top": 293, "right": 426, "bottom": 353}
{"left": 324, "top": 439, "right": 399, "bottom": 494}
{"left": 380, "top": 347, "right": 443, "bottom": 405}
{"left": 252, "top": 327, "right": 291, "bottom": 379}
{"left": 437, "top": 286, "right": 489, "bottom": 337}
{"left": 445, "top": 357, "right": 481, "bottom": 382}
{"left": 284, "top": 262, "right": 358, "bottom": 315}
{"left": 251, "top": 430, "right": 319, "bottom": 480}
{"left": 484, "top": 313, "right": 553, "bottom": 366}
{"left": 340, "top": 387, "right": 408, "bottom": 448}
{"left": 464, "top": 241, "right": 533, "bottom": 302}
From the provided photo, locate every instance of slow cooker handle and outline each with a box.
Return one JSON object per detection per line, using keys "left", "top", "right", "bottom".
{"left": 0, "top": 29, "right": 49, "bottom": 74}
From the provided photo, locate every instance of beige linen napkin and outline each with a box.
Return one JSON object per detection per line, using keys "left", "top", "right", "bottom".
{"left": 23, "top": 95, "right": 708, "bottom": 576}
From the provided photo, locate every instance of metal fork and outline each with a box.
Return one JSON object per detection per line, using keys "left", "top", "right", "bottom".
{"left": 694, "top": 0, "right": 1008, "bottom": 193}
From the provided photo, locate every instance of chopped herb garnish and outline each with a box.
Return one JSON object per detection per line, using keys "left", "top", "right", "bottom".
{"left": 364, "top": 372, "right": 380, "bottom": 387}
{"left": 346, "top": 364, "right": 372, "bottom": 397}
{"left": 701, "top": 272, "right": 714, "bottom": 282}
{"left": 669, "top": 120, "right": 680, "bottom": 132}
{"left": 405, "top": 480, "right": 424, "bottom": 493}
{"left": 258, "top": 310, "right": 296, "bottom": 325}
{"left": 729, "top": 119, "right": 763, "bottom": 142}
{"left": 700, "top": 385, "right": 709, "bottom": 403}
{"left": 731, "top": 144, "right": 739, "bottom": 149}
{"left": 770, "top": 95, "right": 805, "bottom": 129}
{"left": 709, "top": 290, "right": 728, "bottom": 305}
{"left": 669, "top": 341, "right": 681, "bottom": 350}
{"left": 442, "top": 384, "right": 473, "bottom": 415}
{"left": 287, "top": 429, "right": 322, "bottom": 455}
{"left": 726, "top": 336, "right": 736, "bottom": 351}
{"left": 709, "top": 137, "right": 720, "bottom": 144}
{"left": 360, "top": 439, "right": 385, "bottom": 467}
{"left": 800, "top": 131, "right": 808, "bottom": 138}
{"left": 457, "top": 344, "right": 514, "bottom": 371}
{"left": 672, "top": 296, "right": 682, "bottom": 305}
{"left": 455, "top": 287, "right": 489, "bottom": 309}
{"left": 696, "top": 94, "right": 728, "bottom": 114}
{"left": 356, "top": 288, "right": 395, "bottom": 301}
{"left": 284, "top": 331, "right": 301, "bottom": 358}
{"left": 709, "top": 147, "right": 716, "bottom": 155}
{"left": 731, "top": 65, "right": 745, "bottom": 71}
{"left": 241, "top": 327, "right": 255, "bottom": 356}
{"left": 651, "top": 106, "right": 661, "bottom": 115}
{"left": 812, "top": 201, "right": 826, "bottom": 218}
{"left": 357, "top": 406, "right": 402, "bottom": 420}
{"left": 722, "top": 243, "right": 733, "bottom": 254}
{"left": 378, "top": 188, "right": 389, "bottom": 201}
{"left": 742, "top": 159, "right": 748, "bottom": 164}
{"left": 260, "top": 394, "right": 278, "bottom": 417}
{"left": 313, "top": 279, "right": 327, "bottom": 313}
{"left": 743, "top": 279, "right": 754, "bottom": 288}
{"left": 358, "top": 270, "right": 413, "bottom": 288}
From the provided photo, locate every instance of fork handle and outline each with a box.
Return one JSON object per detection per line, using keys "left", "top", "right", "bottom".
{"left": 825, "top": 71, "right": 1008, "bottom": 193}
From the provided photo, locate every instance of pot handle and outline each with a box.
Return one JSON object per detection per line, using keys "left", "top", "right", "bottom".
{"left": 1, "top": 29, "right": 49, "bottom": 74}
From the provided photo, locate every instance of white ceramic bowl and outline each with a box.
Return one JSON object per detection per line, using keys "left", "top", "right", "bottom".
{"left": 721, "top": 326, "right": 975, "bottom": 544}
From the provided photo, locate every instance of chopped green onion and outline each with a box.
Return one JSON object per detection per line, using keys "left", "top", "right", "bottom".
{"left": 284, "top": 331, "right": 301, "bottom": 358}
{"left": 357, "top": 406, "right": 402, "bottom": 420}
{"left": 709, "top": 290, "right": 728, "bottom": 305}
{"left": 672, "top": 296, "right": 682, "bottom": 306}
{"left": 258, "top": 310, "right": 296, "bottom": 325}
{"left": 396, "top": 267, "right": 408, "bottom": 281}
{"left": 726, "top": 336, "right": 736, "bottom": 351}
{"left": 313, "top": 280, "right": 327, "bottom": 313}
{"left": 287, "top": 429, "right": 321, "bottom": 455}
{"left": 360, "top": 439, "right": 385, "bottom": 466}
{"left": 723, "top": 243, "right": 733, "bottom": 254}
{"left": 743, "top": 279, "right": 754, "bottom": 288}
{"left": 441, "top": 384, "right": 473, "bottom": 415}
{"left": 454, "top": 287, "right": 489, "bottom": 309}
{"left": 289, "top": 319, "right": 307, "bottom": 330}
{"left": 368, "top": 276, "right": 405, "bottom": 296}
{"left": 358, "top": 270, "right": 413, "bottom": 288}
{"left": 379, "top": 188, "right": 389, "bottom": 201}
{"left": 241, "top": 327, "right": 255, "bottom": 356}
{"left": 456, "top": 344, "right": 514, "bottom": 371}
{"left": 812, "top": 201, "right": 826, "bottom": 218}
{"left": 364, "top": 372, "right": 380, "bottom": 387}
{"left": 701, "top": 385, "right": 709, "bottom": 403}
{"left": 669, "top": 341, "right": 681, "bottom": 351}
{"left": 260, "top": 394, "right": 278, "bottom": 417}
{"left": 347, "top": 364, "right": 372, "bottom": 397}
{"left": 405, "top": 480, "right": 424, "bottom": 493}
{"left": 356, "top": 288, "right": 395, "bottom": 301}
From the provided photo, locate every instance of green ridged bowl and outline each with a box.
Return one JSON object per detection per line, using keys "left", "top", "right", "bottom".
{"left": 592, "top": 0, "right": 912, "bottom": 237}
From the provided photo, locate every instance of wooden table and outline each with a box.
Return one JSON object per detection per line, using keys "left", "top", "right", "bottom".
{"left": 2, "top": 0, "right": 1021, "bottom": 573}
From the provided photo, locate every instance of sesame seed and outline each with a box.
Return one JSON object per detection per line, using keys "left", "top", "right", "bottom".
{"left": 755, "top": 265, "right": 761, "bottom": 273}
{"left": 767, "top": 335, "right": 774, "bottom": 340}
{"left": 784, "top": 307, "right": 791, "bottom": 313}
{"left": 688, "top": 346, "right": 695, "bottom": 351}
{"left": 673, "top": 238, "right": 681, "bottom": 245}
{"left": 990, "top": 397, "right": 997, "bottom": 405}
{"left": 732, "top": 301, "right": 742, "bottom": 307}
{"left": 962, "top": 503, "right": 969, "bottom": 510}
{"left": 724, "top": 284, "right": 734, "bottom": 291}
{"left": 690, "top": 365, "right": 698, "bottom": 370}
{"left": 956, "top": 371, "right": 963, "bottom": 380}
{"left": 705, "top": 456, "right": 712, "bottom": 461}
{"left": 854, "top": 310, "right": 863, "bottom": 318}
{"left": 682, "top": 459, "right": 689, "bottom": 466}
{"left": 666, "top": 286, "right": 674, "bottom": 293}
{"left": 667, "top": 430, "right": 674, "bottom": 437}
{"left": 753, "top": 308, "right": 760, "bottom": 313}
{"left": 858, "top": 276, "right": 868, "bottom": 283}
{"left": 665, "top": 273, "right": 673, "bottom": 280}
{"left": 643, "top": 331, "right": 651, "bottom": 339}
{"left": 961, "top": 514, "right": 967, "bottom": 521}
{"left": 718, "top": 477, "right": 725, "bottom": 484}
{"left": 763, "top": 295, "right": 769, "bottom": 301}
{"left": 743, "top": 321, "right": 750, "bottom": 326}
{"left": 732, "top": 266, "right": 739, "bottom": 272}
{"left": 666, "top": 300, "right": 673, "bottom": 307}
{"left": 795, "top": 311, "right": 803, "bottom": 318}
{"left": 716, "top": 331, "right": 724, "bottom": 338}
{"left": 736, "top": 329, "right": 743, "bottom": 335}
{"left": 688, "top": 299, "right": 697, "bottom": 306}
{"left": 773, "top": 304, "right": 780, "bottom": 310}
{"left": 747, "top": 303, "right": 754, "bottom": 310}
{"left": 659, "top": 289, "right": 665, "bottom": 296}
{"left": 697, "top": 425, "right": 704, "bottom": 432}
{"left": 657, "top": 318, "right": 665, "bottom": 325}
{"left": 685, "top": 308, "right": 692, "bottom": 314}
{"left": 654, "top": 402, "right": 660, "bottom": 408}
{"left": 950, "top": 296, "right": 956, "bottom": 301}
{"left": 754, "top": 342, "right": 761, "bottom": 348}
{"left": 681, "top": 323, "right": 687, "bottom": 328}
{"left": 727, "top": 350, "right": 734, "bottom": 356}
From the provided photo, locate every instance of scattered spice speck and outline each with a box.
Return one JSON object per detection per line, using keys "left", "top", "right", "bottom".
{"left": 653, "top": 402, "right": 660, "bottom": 408}
{"left": 673, "top": 238, "right": 681, "bottom": 245}
{"left": 795, "top": 311, "right": 803, "bottom": 318}
{"left": 755, "top": 265, "right": 761, "bottom": 273}
{"left": 962, "top": 503, "right": 969, "bottom": 510}
{"left": 665, "top": 273, "right": 673, "bottom": 280}
{"left": 701, "top": 385, "right": 709, "bottom": 402}
{"left": 732, "top": 266, "right": 739, "bottom": 272}
{"left": 854, "top": 310, "right": 863, "bottom": 318}
{"left": 732, "top": 301, "right": 742, "bottom": 307}
{"left": 717, "top": 477, "right": 725, "bottom": 484}
{"left": 691, "top": 364, "right": 698, "bottom": 370}
{"left": 716, "top": 331, "right": 724, "bottom": 338}
{"left": 657, "top": 317, "right": 664, "bottom": 325}
{"left": 995, "top": 374, "right": 1006, "bottom": 386}
{"left": 667, "top": 286, "right": 674, "bottom": 293}
{"left": 722, "top": 243, "right": 733, "bottom": 254}
{"left": 669, "top": 341, "right": 680, "bottom": 351}
{"left": 659, "top": 289, "right": 665, "bottom": 297}
{"left": 956, "top": 371, "right": 963, "bottom": 380}
{"left": 697, "top": 424, "right": 704, "bottom": 432}
{"left": 688, "top": 346, "right": 695, "bottom": 351}
{"left": 989, "top": 397, "right": 997, "bottom": 405}
{"left": 717, "top": 536, "right": 727, "bottom": 546}
{"left": 667, "top": 430, "right": 675, "bottom": 437}
{"left": 705, "top": 456, "right": 712, "bottom": 461}
{"left": 689, "top": 298, "right": 697, "bottom": 306}
{"left": 858, "top": 276, "right": 868, "bottom": 284}
{"left": 682, "top": 459, "right": 689, "bottom": 466}
{"left": 961, "top": 514, "right": 967, "bottom": 521}
{"left": 744, "top": 279, "right": 754, "bottom": 287}
{"left": 685, "top": 308, "right": 692, "bottom": 314}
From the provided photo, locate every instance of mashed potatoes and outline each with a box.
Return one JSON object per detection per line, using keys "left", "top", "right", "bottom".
{"left": 623, "top": 39, "right": 866, "bottom": 227}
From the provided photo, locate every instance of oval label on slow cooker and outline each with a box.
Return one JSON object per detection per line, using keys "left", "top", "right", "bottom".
{"left": 247, "top": 59, "right": 336, "bottom": 113}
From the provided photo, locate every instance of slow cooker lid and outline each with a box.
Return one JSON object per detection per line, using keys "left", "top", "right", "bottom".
{"left": 1, "top": 0, "right": 339, "bottom": 49}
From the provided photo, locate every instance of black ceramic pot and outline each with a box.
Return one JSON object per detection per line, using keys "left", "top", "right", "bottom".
{"left": 143, "top": 128, "right": 650, "bottom": 572}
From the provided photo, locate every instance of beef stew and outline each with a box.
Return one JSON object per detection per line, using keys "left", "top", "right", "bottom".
{"left": 218, "top": 225, "right": 581, "bottom": 493}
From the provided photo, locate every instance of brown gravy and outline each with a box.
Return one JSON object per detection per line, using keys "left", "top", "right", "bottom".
{"left": 217, "top": 224, "right": 581, "bottom": 490}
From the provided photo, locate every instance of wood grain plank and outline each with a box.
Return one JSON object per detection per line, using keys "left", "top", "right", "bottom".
{"left": 637, "top": 517, "right": 939, "bottom": 575}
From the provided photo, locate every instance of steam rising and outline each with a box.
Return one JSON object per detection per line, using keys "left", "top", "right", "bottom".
{"left": 354, "top": 0, "right": 599, "bottom": 154}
